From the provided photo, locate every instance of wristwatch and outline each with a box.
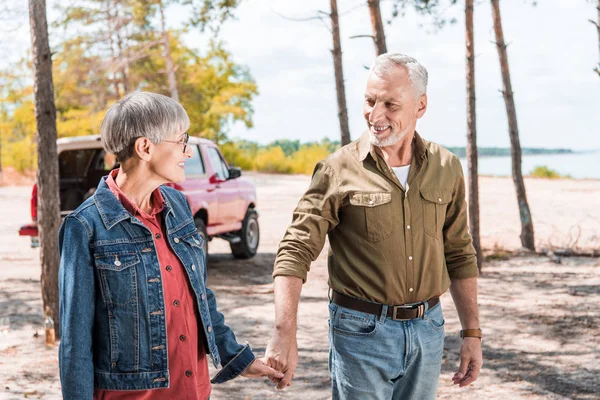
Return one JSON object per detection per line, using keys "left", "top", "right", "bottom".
{"left": 460, "top": 328, "right": 482, "bottom": 339}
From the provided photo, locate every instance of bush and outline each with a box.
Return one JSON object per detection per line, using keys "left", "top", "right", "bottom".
{"left": 288, "top": 144, "right": 331, "bottom": 175}
{"left": 220, "top": 141, "right": 254, "bottom": 171}
{"left": 253, "top": 146, "right": 294, "bottom": 174}
{"left": 529, "top": 165, "right": 569, "bottom": 179}
{"left": 2, "top": 137, "right": 37, "bottom": 173}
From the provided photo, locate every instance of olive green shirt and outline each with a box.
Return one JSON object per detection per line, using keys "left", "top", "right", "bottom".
{"left": 273, "top": 131, "right": 478, "bottom": 305}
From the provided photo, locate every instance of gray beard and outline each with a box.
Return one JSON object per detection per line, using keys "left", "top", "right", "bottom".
{"left": 369, "top": 128, "right": 408, "bottom": 147}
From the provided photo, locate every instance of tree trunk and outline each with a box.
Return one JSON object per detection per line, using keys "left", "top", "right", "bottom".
{"left": 159, "top": 1, "right": 179, "bottom": 101}
{"left": 594, "top": 0, "right": 600, "bottom": 77}
{"left": 106, "top": 1, "right": 121, "bottom": 100}
{"left": 491, "top": 0, "right": 535, "bottom": 251}
{"left": 465, "top": 0, "right": 482, "bottom": 271}
{"left": 28, "top": 0, "right": 61, "bottom": 337}
{"left": 367, "top": 0, "right": 387, "bottom": 55}
{"left": 330, "top": 0, "right": 351, "bottom": 147}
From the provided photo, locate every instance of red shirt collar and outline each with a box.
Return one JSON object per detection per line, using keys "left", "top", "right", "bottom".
{"left": 105, "top": 168, "right": 165, "bottom": 218}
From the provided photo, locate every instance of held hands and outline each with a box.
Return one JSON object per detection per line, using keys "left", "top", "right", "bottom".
{"left": 264, "top": 330, "right": 298, "bottom": 390}
{"left": 453, "top": 337, "right": 483, "bottom": 387}
{"left": 241, "top": 358, "right": 284, "bottom": 380}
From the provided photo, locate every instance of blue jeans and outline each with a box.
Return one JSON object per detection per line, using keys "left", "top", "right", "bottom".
{"left": 328, "top": 300, "right": 445, "bottom": 400}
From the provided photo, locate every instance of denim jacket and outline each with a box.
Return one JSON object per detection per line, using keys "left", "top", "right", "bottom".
{"left": 58, "top": 177, "right": 255, "bottom": 398}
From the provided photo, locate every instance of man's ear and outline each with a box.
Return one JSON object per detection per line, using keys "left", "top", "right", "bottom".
{"left": 416, "top": 94, "right": 428, "bottom": 119}
{"left": 134, "top": 137, "right": 153, "bottom": 162}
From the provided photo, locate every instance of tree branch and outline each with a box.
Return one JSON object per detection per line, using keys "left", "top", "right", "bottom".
{"left": 350, "top": 34, "right": 375, "bottom": 40}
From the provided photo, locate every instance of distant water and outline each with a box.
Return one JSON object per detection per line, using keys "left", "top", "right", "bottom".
{"left": 459, "top": 151, "right": 600, "bottom": 180}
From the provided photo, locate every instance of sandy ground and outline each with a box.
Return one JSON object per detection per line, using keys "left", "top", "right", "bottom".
{"left": 0, "top": 174, "right": 599, "bottom": 400}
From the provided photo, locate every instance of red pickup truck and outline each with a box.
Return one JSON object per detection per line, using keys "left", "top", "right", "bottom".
{"left": 19, "top": 135, "right": 260, "bottom": 259}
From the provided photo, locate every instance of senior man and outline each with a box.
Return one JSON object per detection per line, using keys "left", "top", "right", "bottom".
{"left": 265, "top": 53, "right": 483, "bottom": 399}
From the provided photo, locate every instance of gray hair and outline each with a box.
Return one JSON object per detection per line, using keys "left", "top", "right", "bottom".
{"left": 370, "top": 53, "right": 428, "bottom": 97}
{"left": 101, "top": 91, "right": 190, "bottom": 162}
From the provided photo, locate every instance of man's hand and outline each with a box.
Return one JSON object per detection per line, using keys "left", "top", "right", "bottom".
{"left": 241, "top": 358, "right": 284, "bottom": 380}
{"left": 265, "top": 330, "right": 298, "bottom": 390}
{"left": 452, "top": 337, "right": 482, "bottom": 387}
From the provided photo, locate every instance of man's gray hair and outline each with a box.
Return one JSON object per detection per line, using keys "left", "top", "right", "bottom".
{"left": 370, "top": 53, "right": 428, "bottom": 97}
{"left": 101, "top": 91, "right": 190, "bottom": 162}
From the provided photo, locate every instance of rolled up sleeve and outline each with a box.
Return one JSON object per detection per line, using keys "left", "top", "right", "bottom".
{"left": 443, "top": 157, "right": 479, "bottom": 280}
{"left": 273, "top": 161, "right": 341, "bottom": 282}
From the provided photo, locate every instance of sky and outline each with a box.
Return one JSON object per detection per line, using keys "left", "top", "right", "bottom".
{"left": 2, "top": 0, "right": 599, "bottom": 150}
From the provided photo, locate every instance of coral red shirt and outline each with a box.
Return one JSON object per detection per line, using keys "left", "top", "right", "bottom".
{"left": 94, "top": 169, "right": 211, "bottom": 400}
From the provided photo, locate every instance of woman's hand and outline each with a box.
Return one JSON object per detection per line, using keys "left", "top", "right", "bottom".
{"left": 241, "top": 358, "right": 284, "bottom": 380}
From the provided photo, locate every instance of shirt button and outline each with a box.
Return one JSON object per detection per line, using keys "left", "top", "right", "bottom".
{"left": 407, "top": 225, "right": 411, "bottom": 230}
{"left": 155, "top": 233, "right": 161, "bottom": 239}
{"left": 179, "top": 335, "right": 186, "bottom": 341}
{"left": 207, "top": 326, "right": 212, "bottom": 333}
{"left": 174, "top": 238, "right": 180, "bottom": 243}
{"left": 185, "top": 370, "right": 192, "bottom": 377}
{"left": 173, "top": 300, "right": 180, "bottom": 307}
{"left": 409, "top": 288, "right": 414, "bottom": 292}
{"left": 438, "top": 198, "right": 442, "bottom": 202}
{"left": 369, "top": 200, "right": 374, "bottom": 205}
{"left": 191, "top": 264, "right": 196, "bottom": 271}
{"left": 409, "top": 256, "right": 413, "bottom": 261}
{"left": 166, "top": 265, "right": 173, "bottom": 272}
{"left": 201, "top": 294, "right": 206, "bottom": 300}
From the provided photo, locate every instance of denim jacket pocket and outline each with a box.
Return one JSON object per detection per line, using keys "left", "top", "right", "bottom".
{"left": 94, "top": 252, "right": 140, "bottom": 306}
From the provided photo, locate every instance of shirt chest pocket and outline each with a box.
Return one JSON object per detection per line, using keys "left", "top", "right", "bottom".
{"left": 420, "top": 188, "right": 453, "bottom": 239}
{"left": 349, "top": 192, "right": 394, "bottom": 242}
{"left": 94, "top": 252, "right": 140, "bottom": 306}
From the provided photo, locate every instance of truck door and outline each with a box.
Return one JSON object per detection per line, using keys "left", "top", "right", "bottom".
{"left": 206, "top": 146, "right": 239, "bottom": 225}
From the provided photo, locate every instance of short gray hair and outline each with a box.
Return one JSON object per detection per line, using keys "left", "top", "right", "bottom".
{"left": 370, "top": 53, "right": 428, "bottom": 97}
{"left": 101, "top": 91, "right": 190, "bottom": 162}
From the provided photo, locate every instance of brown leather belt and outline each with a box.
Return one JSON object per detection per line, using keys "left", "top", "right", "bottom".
{"left": 331, "top": 291, "right": 439, "bottom": 321}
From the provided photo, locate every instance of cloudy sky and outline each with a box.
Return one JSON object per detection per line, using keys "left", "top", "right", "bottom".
{"left": 3, "top": 0, "right": 599, "bottom": 150}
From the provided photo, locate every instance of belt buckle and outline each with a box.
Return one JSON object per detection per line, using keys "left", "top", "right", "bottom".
{"left": 392, "top": 303, "right": 425, "bottom": 320}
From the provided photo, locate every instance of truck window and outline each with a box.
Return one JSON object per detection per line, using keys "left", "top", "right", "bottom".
{"left": 207, "top": 147, "right": 229, "bottom": 180}
{"left": 185, "top": 145, "right": 206, "bottom": 176}
{"left": 59, "top": 148, "right": 117, "bottom": 179}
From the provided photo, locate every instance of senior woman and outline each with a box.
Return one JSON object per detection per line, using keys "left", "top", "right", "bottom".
{"left": 58, "top": 91, "right": 282, "bottom": 399}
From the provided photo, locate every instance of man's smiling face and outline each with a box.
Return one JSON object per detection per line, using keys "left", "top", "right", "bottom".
{"left": 363, "top": 66, "right": 427, "bottom": 148}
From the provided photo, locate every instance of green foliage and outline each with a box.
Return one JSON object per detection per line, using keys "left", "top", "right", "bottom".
{"left": 1, "top": 21, "right": 256, "bottom": 173}
{"left": 446, "top": 147, "right": 573, "bottom": 158}
{"left": 220, "top": 141, "right": 254, "bottom": 170}
{"left": 218, "top": 139, "right": 339, "bottom": 175}
{"left": 529, "top": 165, "right": 570, "bottom": 179}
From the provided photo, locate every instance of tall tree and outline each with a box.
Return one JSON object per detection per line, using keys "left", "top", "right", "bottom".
{"left": 330, "top": 0, "right": 351, "bottom": 146}
{"left": 28, "top": 0, "right": 61, "bottom": 336}
{"left": 465, "top": 0, "right": 482, "bottom": 271}
{"left": 368, "top": 0, "right": 387, "bottom": 55}
{"left": 491, "top": 0, "right": 535, "bottom": 251}
{"left": 158, "top": 0, "right": 179, "bottom": 100}
{"left": 591, "top": 0, "right": 600, "bottom": 77}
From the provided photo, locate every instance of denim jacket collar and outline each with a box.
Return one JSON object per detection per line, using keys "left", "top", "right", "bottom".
{"left": 94, "top": 177, "right": 175, "bottom": 231}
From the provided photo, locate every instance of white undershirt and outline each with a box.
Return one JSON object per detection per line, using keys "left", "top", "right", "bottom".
{"left": 392, "top": 165, "right": 411, "bottom": 189}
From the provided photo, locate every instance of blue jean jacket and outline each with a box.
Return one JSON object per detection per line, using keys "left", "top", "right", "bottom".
{"left": 58, "top": 178, "right": 255, "bottom": 398}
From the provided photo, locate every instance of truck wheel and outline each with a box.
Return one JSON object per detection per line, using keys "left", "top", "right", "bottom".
{"left": 194, "top": 218, "right": 209, "bottom": 256}
{"left": 230, "top": 209, "right": 259, "bottom": 259}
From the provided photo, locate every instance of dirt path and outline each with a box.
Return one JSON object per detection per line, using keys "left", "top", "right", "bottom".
{"left": 1, "top": 175, "right": 599, "bottom": 399}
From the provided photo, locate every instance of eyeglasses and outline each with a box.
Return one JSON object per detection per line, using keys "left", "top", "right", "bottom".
{"left": 162, "top": 132, "right": 189, "bottom": 153}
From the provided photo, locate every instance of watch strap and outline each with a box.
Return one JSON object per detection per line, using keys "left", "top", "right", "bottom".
{"left": 460, "top": 328, "right": 482, "bottom": 339}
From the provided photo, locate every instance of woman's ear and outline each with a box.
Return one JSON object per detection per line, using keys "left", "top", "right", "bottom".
{"left": 134, "top": 137, "right": 153, "bottom": 162}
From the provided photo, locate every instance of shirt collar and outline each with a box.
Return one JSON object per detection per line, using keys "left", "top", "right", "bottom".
{"left": 358, "top": 130, "right": 428, "bottom": 162}
{"left": 105, "top": 168, "right": 165, "bottom": 218}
